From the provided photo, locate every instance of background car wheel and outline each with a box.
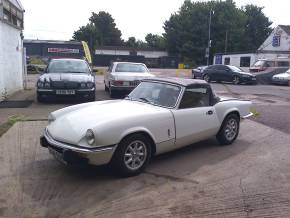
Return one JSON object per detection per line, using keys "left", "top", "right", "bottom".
{"left": 105, "top": 83, "right": 109, "bottom": 92}
{"left": 216, "top": 113, "right": 240, "bottom": 145}
{"left": 37, "top": 94, "right": 44, "bottom": 103}
{"left": 109, "top": 86, "right": 117, "bottom": 98}
{"left": 88, "top": 93, "right": 96, "bottom": 102}
{"left": 233, "top": 76, "right": 240, "bottom": 85}
{"left": 192, "top": 73, "right": 195, "bottom": 79}
{"left": 203, "top": 74, "right": 211, "bottom": 83}
{"left": 111, "top": 134, "right": 151, "bottom": 177}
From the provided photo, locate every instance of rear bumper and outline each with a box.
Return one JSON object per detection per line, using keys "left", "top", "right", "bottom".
{"left": 40, "top": 128, "right": 116, "bottom": 166}
{"left": 110, "top": 86, "right": 136, "bottom": 92}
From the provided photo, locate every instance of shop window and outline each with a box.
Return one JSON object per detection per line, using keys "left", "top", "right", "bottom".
{"left": 224, "top": 57, "right": 230, "bottom": 65}
{"left": 240, "top": 57, "right": 251, "bottom": 67}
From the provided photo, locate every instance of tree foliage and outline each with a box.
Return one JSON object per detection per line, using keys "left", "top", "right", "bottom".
{"left": 163, "top": 0, "right": 272, "bottom": 65}
{"left": 145, "top": 34, "right": 166, "bottom": 49}
{"left": 73, "top": 11, "right": 122, "bottom": 50}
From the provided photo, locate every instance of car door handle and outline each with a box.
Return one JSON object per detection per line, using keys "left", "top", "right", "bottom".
{"left": 206, "top": 110, "right": 213, "bottom": 115}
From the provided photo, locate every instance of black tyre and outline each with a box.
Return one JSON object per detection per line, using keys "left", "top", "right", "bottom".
{"left": 233, "top": 76, "right": 240, "bottom": 85}
{"left": 105, "top": 82, "right": 109, "bottom": 92}
{"left": 216, "top": 113, "right": 240, "bottom": 145}
{"left": 112, "top": 134, "right": 152, "bottom": 177}
{"left": 37, "top": 94, "right": 44, "bottom": 103}
{"left": 203, "top": 74, "right": 211, "bottom": 83}
{"left": 88, "top": 93, "right": 96, "bottom": 102}
{"left": 109, "top": 86, "right": 117, "bottom": 98}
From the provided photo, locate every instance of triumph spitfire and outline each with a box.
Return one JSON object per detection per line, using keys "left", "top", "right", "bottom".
{"left": 40, "top": 77, "right": 253, "bottom": 177}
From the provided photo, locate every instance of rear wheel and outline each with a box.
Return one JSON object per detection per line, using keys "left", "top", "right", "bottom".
{"left": 112, "top": 134, "right": 151, "bottom": 177}
{"left": 203, "top": 74, "right": 211, "bottom": 83}
{"left": 233, "top": 76, "right": 240, "bottom": 85}
{"left": 104, "top": 81, "right": 109, "bottom": 92}
{"left": 109, "top": 86, "right": 117, "bottom": 98}
{"left": 216, "top": 113, "right": 240, "bottom": 145}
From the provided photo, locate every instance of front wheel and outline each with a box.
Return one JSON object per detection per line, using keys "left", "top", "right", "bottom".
{"left": 111, "top": 134, "right": 151, "bottom": 177}
{"left": 216, "top": 113, "right": 240, "bottom": 145}
{"left": 233, "top": 76, "right": 240, "bottom": 85}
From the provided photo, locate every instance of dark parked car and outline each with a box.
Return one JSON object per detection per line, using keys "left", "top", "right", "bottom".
{"left": 192, "top": 66, "right": 208, "bottom": 79}
{"left": 36, "top": 59, "right": 95, "bottom": 102}
{"left": 202, "top": 65, "right": 256, "bottom": 85}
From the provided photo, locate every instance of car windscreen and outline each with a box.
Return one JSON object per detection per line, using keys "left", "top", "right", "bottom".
{"left": 47, "top": 60, "right": 90, "bottom": 73}
{"left": 128, "top": 82, "right": 181, "bottom": 108}
{"left": 228, "top": 65, "right": 243, "bottom": 72}
{"left": 115, "top": 63, "right": 148, "bottom": 73}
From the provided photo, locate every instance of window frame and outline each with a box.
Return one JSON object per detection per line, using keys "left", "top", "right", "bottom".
{"left": 0, "top": 0, "right": 24, "bottom": 30}
{"left": 178, "top": 84, "right": 213, "bottom": 110}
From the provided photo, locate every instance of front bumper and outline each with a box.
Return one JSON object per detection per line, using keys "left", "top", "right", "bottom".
{"left": 40, "top": 128, "right": 116, "bottom": 166}
{"left": 37, "top": 88, "right": 95, "bottom": 99}
{"left": 272, "top": 79, "right": 290, "bottom": 85}
{"left": 240, "top": 77, "right": 257, "bottom": 84}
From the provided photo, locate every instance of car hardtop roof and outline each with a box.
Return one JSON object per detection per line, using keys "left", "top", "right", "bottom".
{"left": 50, "top": 58, "right": 86, "bottom": 62}
{"left": 113, "top": 62, "right": 146, "bottom": 65}
{"left": 143, "top": 77, "right": 208, "bottom": 87}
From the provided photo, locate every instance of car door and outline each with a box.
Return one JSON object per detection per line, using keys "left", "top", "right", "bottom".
{"left": 172, "top": 85, "right": 220, "bottom": 148}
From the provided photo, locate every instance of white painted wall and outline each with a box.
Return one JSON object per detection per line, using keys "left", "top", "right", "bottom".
{"left": 0, "top": 21, "right": 23, "bottom": 101}
{"left": 137, "top": 50, "right": 168, "bottom": 58}
{"left": 258, "top": 26, "right": 290, "bottom": 52}
{"left": 95, "top": 49, "right": 168, "bottom": 58}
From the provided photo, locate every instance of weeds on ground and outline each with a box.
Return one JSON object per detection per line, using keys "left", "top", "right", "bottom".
{"left": 0, "top": 115, "right": 27, "bottom": 137}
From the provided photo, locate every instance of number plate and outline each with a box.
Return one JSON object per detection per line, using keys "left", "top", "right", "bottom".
{"left": 56, "top": 90, "right": 75, "bottom": 95}
{"left": 123, "top": 81, "right": 130, "bottom": 86}
{"left": 49, "top": 147, "right": 67, "bottom": 164}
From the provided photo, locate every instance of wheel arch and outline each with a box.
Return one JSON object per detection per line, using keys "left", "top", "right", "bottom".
{"left": 117, "top": 129, "right": 157, "bottom": 157}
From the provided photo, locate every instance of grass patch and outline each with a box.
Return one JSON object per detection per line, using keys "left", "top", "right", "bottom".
{"left": 0, "top": 115, "right": 27, "bottom": 137}
{"left": 250, "top": 107, "right": 260, "bottom": 117}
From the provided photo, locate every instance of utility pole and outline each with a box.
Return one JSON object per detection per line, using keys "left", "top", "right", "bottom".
{"left": 225, "top": 30, "right": 228, "bottom": 54}
{"left": 206, "top": 9, "right": 214, "bottom": 66}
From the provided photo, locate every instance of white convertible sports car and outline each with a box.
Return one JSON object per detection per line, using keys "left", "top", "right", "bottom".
{"left": 40, "top": 78, "right": 253, "bottom": 176}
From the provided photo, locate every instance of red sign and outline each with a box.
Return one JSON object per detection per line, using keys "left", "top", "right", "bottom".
{"left": 48, "top": 48, "right": 79, "bottom": 54}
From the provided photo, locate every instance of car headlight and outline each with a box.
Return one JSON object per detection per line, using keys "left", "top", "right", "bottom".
{"left": 86, "top": 82, "right": 94, "bottom": 89}
{"left": 37, "top": 81, "right": 44, "bottom": 88}
{"left": 85, "top": 129, "right": 95, "bottom": 145}
{"left": 44, "top": 82, "right": 50, "bottom": 88}
{"left": 48, "top": 113, "right": 55, "bottom": 124}
{"left": 80, "top": 82, "right": 86, "bottom": 88}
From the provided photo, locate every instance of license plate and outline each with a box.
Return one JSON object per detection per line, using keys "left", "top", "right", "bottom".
{"left": 123, "top": 81, "right": 130, "bottom": 86}
{"left": 56, "top": 90, "right": 75, "bottom": 95}
{"left": 252, "top": 78, "right": 256, "bottom": 80}
{"left": 49, "top": 147, "right": 66, "bottom": 164}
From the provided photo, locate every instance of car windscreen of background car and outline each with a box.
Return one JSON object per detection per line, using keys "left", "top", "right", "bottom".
{"left": 228, "top": 66, "right": 242, "bottom": 72}
{"left": 47, "top": 60, "right": 90, "bottom": 73}
{"left": 115, "top": 63, "right": 148, "bottom": 73}
{"left": 129, "top": 82, "right": 181, "bottom": 108}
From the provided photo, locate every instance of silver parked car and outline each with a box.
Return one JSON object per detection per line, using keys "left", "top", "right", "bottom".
{"left": 104, "top": 62, "right": 155, "bottom": 97}
{"left": 272, "top": 69, "right": 290, "bottom": 86}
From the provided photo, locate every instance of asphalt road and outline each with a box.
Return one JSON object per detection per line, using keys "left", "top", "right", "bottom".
{"left": 1, "top": 72, "right": 290, "bottom": 217}
{"left": 1, "top": 73, "right": 290, "bottom": 134}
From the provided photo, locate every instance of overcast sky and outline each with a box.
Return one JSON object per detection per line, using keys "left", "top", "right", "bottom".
{"left": 21, "top": 0, "right": 290, "bottom": 41}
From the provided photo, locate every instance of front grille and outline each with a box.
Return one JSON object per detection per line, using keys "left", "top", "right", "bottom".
{"left": 51, "top": 81, "right": 79, "bottom": 89}
{"left": 129, "top": 80, "right": 140, "bottom": 87}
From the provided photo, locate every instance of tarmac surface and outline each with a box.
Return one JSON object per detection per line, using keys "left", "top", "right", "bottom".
{"left": 0, "top": 70, "right": 290, "bottom": 217}
{"left": 1, "top": 120, "right": 290, "bottom": 217}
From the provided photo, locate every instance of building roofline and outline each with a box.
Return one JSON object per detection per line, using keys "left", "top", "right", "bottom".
{"left": 23, "top": 39, "right": 82, "bottom": 45}
{"left": 95, "top": 46, "right": 167, "bottom": 52}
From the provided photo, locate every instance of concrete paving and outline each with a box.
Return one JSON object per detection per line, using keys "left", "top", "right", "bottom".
{"left": 1, "top": 120, "right": 290, "bottom": 217}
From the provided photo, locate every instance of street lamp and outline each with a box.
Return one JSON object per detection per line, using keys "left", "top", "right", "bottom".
{"left": 206, "top": 9, "right": 214, "bottom": 66}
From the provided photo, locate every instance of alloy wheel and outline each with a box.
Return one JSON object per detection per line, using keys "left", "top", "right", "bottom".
{"left": 124, "top": 140, "right": 147, "bottom": 170}
{"left": 224, "top": 118, "right": 238, "bottom": 141}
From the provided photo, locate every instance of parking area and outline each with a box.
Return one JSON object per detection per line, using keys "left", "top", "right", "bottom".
{"left": 1, "top": 71, "right": 290, "bottom": 217}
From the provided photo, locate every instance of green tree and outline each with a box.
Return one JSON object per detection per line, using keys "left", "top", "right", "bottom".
{"left": 243, "top": 5, "right": 272, "bottom": 51}
{"left": 163, "top": 0, "right": 272, "bottom": 65}
{"left": 72, "top": 11, "right": 122, "bottom": 50}
{"left": 145, "top": 33, "right": 166, "bottom": 49}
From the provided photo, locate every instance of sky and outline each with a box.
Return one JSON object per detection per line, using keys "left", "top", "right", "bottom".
{"left": 21, "top": 0, "right": 290, "bottom": 41}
